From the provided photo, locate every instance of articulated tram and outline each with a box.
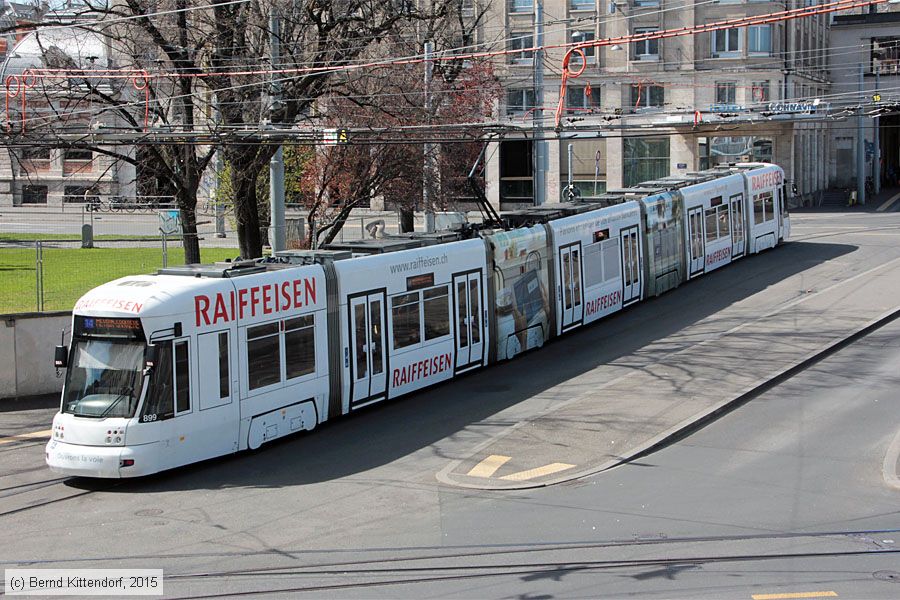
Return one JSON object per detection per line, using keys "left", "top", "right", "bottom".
{"left": 46, "top": 163, "right": 790, "bottom": 477}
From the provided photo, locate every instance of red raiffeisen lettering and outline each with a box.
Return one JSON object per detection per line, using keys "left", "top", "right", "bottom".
{"left": 706, "top": 246, "right": 731, "bottom": 266}
{"left": 584, "top": 290, "right": 622, "bottom": 317}
{"left": 750, "top": 170, "right": 783, "bottom": 191}
{"left": 73, "top": 297, "right": 143, "bottom": 313}
{"left": 194, "top": 278, "right": 317, "bottom": 326}
{"left": 392, "top": 353, "right": 452, "bottom": 387}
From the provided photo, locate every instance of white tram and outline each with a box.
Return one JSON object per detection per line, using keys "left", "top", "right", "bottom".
{"left": 47, "top": 163, "right": 790, "bottom": 477}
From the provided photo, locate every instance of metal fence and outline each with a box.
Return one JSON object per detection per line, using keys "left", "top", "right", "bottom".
{"left": 0, "top": 207, "right": 478, "bottom": 314}
{"left": 0, "top": 236, "right": 238, "bottom": 314}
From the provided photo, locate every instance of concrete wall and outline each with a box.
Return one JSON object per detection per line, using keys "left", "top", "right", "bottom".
{"left": 1, "top": 311, "right": 70, "bottom": 400}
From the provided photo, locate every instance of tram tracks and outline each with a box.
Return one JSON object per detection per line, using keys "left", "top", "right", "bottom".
{"left": 162, "top": 546, "right": 900, "bottom": 598}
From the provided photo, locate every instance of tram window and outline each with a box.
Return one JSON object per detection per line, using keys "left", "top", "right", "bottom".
{"left": 392, "top": 293, "right": 421, "bottom": 350}
{"left": 175, "top": 340, "right": 191, "bottom": 413}
{"left": 705, "top": 208, "right": 719, "bottom": 242}
{"left": 469, "top": 279, "right": 481, "bottom": 342}
{"left": 763, "top": 192, "right": 775, "bottom": 222}
{"left": 247, "top": 322, "right": 281, "bottom": 390}
{"left": 285, "top": 314, "right": 315, "bottom": 379}
{"left": 718, "top": 206, "right": 730, "bottom": 237}
{"left": 423, "top": 286, "right": 450, "bottom": 340}
{"left": 142, "top": 343, "right": 174, "bottom": 420}
{"left": 217, "top": 332, "right": 229, "bottom": 399}
{"left": 753, "top": 194, "right": 766, "bottom": 225}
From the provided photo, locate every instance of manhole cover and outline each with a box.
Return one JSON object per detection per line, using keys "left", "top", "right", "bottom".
{"left": 873, "top": 570, "right": 900, "bottom": 583}
{"left": 134, "top": 509, "right": 164, "bottom": 517}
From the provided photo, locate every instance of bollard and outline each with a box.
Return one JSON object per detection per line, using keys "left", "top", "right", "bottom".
{"left": 81, "top": 224, "right": 94, "bottom": 249}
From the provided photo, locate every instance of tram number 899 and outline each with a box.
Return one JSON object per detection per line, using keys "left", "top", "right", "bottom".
{"left": 142, "top": 414, "right": 158, "bottom": 422}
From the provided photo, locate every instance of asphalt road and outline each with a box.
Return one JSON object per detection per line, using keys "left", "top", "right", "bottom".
{"left": 1, "top": 209, "right": 899, "bottom": 599}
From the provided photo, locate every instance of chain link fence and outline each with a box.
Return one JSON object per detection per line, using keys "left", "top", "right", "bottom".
{"left": 0, "top": 236, "right": 240, "bottom": 314}
{"left": 1, "top": 207, "right": 478, "bottom": 314}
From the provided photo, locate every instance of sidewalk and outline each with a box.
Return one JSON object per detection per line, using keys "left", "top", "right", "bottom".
{"left": 438, "top": 223, "right": 900, "bottom": 489}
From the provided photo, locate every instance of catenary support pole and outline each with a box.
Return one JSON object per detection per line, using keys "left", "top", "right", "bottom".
{"left": 269, "top": 10, "right": 286, "bottom": 252}
{"left": 858, "top": 63, "right": 867, "bottom": 205}
{"left": 423, "top": 41, "right": 436, "bottom": 233}
{"left": 874, "top": 70, "right": 881, "bottom": 195}
{"left": 533, "top": 0, "right": 545, "bottom": 206}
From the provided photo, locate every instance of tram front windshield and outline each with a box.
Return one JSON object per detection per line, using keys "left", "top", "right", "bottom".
{"left": 62, "top": 339, "right": 144, "bottom": 418}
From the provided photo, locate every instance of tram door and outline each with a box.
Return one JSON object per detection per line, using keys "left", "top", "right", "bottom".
{"left": 687, "top": 206, "right": 705, "bottom": 277}
{"left": 777, "top": 186, "right": 789, "bottom": 239}
{"left": 195, "top": 329, "right": 238, "bottom": 456}
{"left": 559, "top": 243, "right": 583, "bottom": 332}
{"left": 453, "top": 271, "right": 484, "bottom": 372}
{"left": 730, "top": 193, "right": 745, "bottom": 259}
{"left": 349, "top": 292, "right": 387, "bottom": 405}
{"left": 620, "top": 226, "right": 641, "bottom": 305}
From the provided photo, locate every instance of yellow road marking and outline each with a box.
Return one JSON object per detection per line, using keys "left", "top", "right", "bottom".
{"left": 0, "top": 429, "right": 53, "bottom": 446}
{"left": 876, "top": 191, "right": 900, "bottom": 212}
{"left": 500, "top": 462, "right": 575, "bottom": 481}
{"left": 467, "top": 455, "right": 511, "bottom": 478}
{"left": 751, "top": 592, "right": 838, "bottom": 599}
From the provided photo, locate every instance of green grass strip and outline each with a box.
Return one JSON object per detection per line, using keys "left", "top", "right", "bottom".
{"left": 0, "top": 246, "right": 239, "bottom": 313}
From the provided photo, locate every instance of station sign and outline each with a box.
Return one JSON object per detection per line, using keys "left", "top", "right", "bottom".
{"left": 159, "top": 209, "right": 182, "bottom": 236}
{"left": 764, "top": 100, "right": 825, "bottom": 114}
{"left": 708, "top": 103, "right": 748, "bottom": 113}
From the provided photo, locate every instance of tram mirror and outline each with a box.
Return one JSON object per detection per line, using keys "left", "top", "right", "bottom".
{"left": 144, "top": 345, "right": 159, "bottom": 372}
{"left": 54, "top": 345, "right": 68, "bottom": 369}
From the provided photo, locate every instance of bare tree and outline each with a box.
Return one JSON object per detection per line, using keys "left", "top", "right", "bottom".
{"left": 1, "top": 0, "right": 491, "bottom": 261}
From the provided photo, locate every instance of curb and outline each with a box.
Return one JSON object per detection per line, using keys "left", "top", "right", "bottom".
{"left": 437, "top": 304, "right": 900, "bottom": 491}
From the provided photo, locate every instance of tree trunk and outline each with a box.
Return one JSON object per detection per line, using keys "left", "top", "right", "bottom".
{"left": 399, "top": 208, "right": 414, "bottom": 232}
{"left": 233, "top": 170, "right": 262, "bottom": 258}
{"left": 175, "top": 182, "right": 201, "bottom": 265}
{"left": 180, "top": 204, "right": 201, "bottom": 265}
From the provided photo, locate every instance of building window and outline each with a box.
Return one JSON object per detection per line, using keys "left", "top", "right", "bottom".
{"left": 633, "top": 28, "right": 659, "bottom": 60}
{"left": 510, "top": 0, "right": 532, "bottom": 12}
{"left": 506, "top": 88, "right": 536, "bottom": 115}
{"left": 629, "top": 83, "right": 664, "bottom": 110}
{"left": 701, "top": 136, "right": 773, "bottom": 166}
{"left": 571, "top": 0, "right": 593, "bottom": 9}
{"left": 64, "top": 148, "right": 92, "bottom": 161}
{"left": 712, "top": 28, "right": 740, "bottom": 57}
{"left": 22, "top": 147, "right": 50, "bottom": 161}
{"left": 571, "top": 30, "right": 596, "bottom": 64}
{"left": 623, "top": 138, "right": 669, "bottom": 187}
{"left": 509, "top": 32, "right": 534, "bottom": 62}
{"left": 567, "top": 85, "right": 601, "bottom": 112}
{"left": 632, "top": 0, "right": 659, "bottom": 6}
{"left": 21, "top": 185, "right": 48, "bottom": 204}
{"left": 500, "top": 139, "right": 533, "bottom": 203}
{"left": 748, "top": 25, "right": 772, "bottom": 55}
{"left": 872, "top": 37, "right": 900, "bottom": 74}
{"left": 750, "top": 81, "right": 770, "bottom": 102}
{"left": 715, "top": 82, "right": 736, "bottom": 104}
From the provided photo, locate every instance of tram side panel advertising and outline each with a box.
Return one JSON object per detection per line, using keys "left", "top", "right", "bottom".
{"left": 334, "top": 239, "right": 488, "bottom": 407}
{"left": 549, "top": 203, "right": 641, "bottom": 331}
{"left": 681, "top": 175, "right": 743, "bottom": 275}
{"left": 488, "top": 227, "right": 552, "bottom": 361}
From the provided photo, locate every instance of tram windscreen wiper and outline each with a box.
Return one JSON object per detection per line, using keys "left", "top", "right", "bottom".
{"left": 98, "top": 388, "right": 133, "bottom": 419}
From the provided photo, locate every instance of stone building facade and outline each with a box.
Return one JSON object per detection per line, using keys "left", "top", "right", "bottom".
{"left": 482, "top": 0, "right": 832, "bottom": 208}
